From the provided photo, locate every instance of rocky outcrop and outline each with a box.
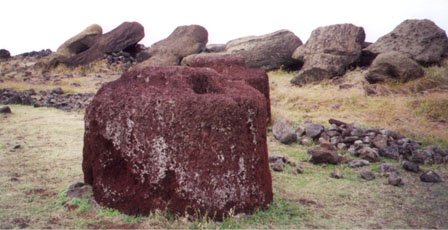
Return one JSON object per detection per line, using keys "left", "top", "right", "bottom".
{"left": 291, "top": 24, "right": 365, "bottom": 85}
{"left": 83, "top": 66, "right": 272, "bottom": 220}
{"left": 365, "top": 19, "right": 448, "bottom": 65}
{"left": 205, "top": 44, "right": 226, "bottom": 53}
{"left": 63, "top": 22, "right": 144, "bottom": 66}
{"left": 181, "top": 53, "right": 271, "bottom": 122}
{"left": 135, "top": 25, "right": 208, "bottom": 68}
{"left": 0, "top": 49, "right": 11, "bottom": 60}
{"left": 56, "top": 24, "right": 103, "bottom": 57}
{"left": 365, "top": 51, "right": 425, "bottom": 83}
{"left": 225, "top": 30, "right": 302, "bottom": 70}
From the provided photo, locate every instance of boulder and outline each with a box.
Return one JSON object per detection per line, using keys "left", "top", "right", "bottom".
{"left": 181, "top": 53, "right": 271, "bottom": 122}
{"left": 364, "top": 19, "right": 448, "bottom": 65}
{"left": 56, "top": 24, "right": 102, "bottom": 57}
{"left": 291, "top": 24, "right": 365, "bottom": 85}
{"left": 365, "top": 51, "right": 425, "bottom": 83}
{"left": 0, "top": 49, "right": 11, "bottom": 59}
{"left": 63, "top": 22, "right": 144, "bottom": 66}
{"left": 420, "top": 171, "right": 442, "bottom": 183}
{"left": 136, "top": 25, "right": 208, "bottom": 67}
{"left": 379, "top": 145, "right": 400, "bottom": 160}
{"left": 83, "top": 66, "right": 272, "bottom": 220}
{"left": 0, "top": 106, "right": 12, "bottom": 114}
{"left": 308, "top": 142, "right": 341, "bottom": 164}
{"left": 272, "top": 117, "right": 297, "bottom": 144}
{"left": 225, "top": 30, "right": 302, "bottom": 70}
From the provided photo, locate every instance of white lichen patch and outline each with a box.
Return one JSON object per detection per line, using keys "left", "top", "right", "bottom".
{"left": 246, "top": 109, "right": 258, "bottom": 145}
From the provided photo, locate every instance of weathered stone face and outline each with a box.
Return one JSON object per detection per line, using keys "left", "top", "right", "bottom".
{"left": 83, "top": 66, "right": 272, "bottom": 220}
{"left": 181, "top": 53, "right": 271, "bottom": 122}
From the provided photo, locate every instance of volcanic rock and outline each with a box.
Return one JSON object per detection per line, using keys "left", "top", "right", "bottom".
{"left": 380, "top": 163, "right": 400, "bottom": 177}
{"left": 205, "top": 44, "right": 226, "bottom": 53}
{"left": 308, "top": 142, "right": 341, "bottom": 164}
{"left": 331, "top": 169, "right": 343, "bottom": 179}
{"left": 67, "top": 182, "right": 93, "bottom": 199}
{"left": 305, "top": 123, "right": 324, "bottom": 139}
{"left": 402, "top": 160, "right": 420, "bottom": 173}
{"left": 355, "top": 146, "right": 380, "bottom": 162}
{"left": 271, "top": 159, "right": 285, "bottom": 172}
{"left": 420, "top": 171, "right": 442, "bottom": 183}
{"left": 272, "top": 117, "right": 297, "bottom": 144}
{"left": 136, "top": 25, "right": 208, "bottom": 67}
{"left": 388, "top": 173, "right": 404, "bottom": 186}
{"left": 365, "top": 19, "right": 448, "bottom": 65}
{"left": 365, "top": 51, "right": 425, "bottom": 83}
{"left": 348, "top": 159, "right": 370, "bottom": 168}
{"left": 56, "top": 24, "right": 103, "bottom": 57}
{"left": 83, "top": 66, "right": 272, "bottom": 220}
{"left": 379, "top": 145, "right": 400, "bottom": 160}
{"left": 0, "top": 106, "right": 12, "bottom": 113}
{"left": 360, "top": 169, "right": 376, "bottom": 181}
{"left": 291, "top": 23, "right": 365, "bottom": 85}
{"left": 225, "top": 30, "right": 302, "bottom": 70}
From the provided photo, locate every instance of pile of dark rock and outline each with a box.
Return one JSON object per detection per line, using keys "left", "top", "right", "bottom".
{"left": 272, "top": 117, "right": 446, "bottom": 184}
{"left": 18, "top": 49, "right": 52, "bottom": 58}
{"left": 104, "top": 51, "right": 136, "bottom": 65}
{"left": 0, "top": 88, "right": 94, "bottom": 111}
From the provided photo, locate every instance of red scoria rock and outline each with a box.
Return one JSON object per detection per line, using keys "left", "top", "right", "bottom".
{"left": 182, "top": 53, "right": 271, "bottom": 122}
{"left": 83, "top": 66, "right": 273, "bottom": 220}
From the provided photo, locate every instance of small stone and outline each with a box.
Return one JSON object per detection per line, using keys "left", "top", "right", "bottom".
{"left": 348, "top": 145, "right": 356, "bottom": 154}
{"left": 343, "top": 136, "right": 359, "bottom": 143}
{"left": 67, "top": 182, "right": 93, "bottom": 199}
{"left": 268, "top": 153, "right": 289, "bottom": 164}
{"left": 362, "top": 136, "right": 371, "bottom": 144}
{"left": 372, "top": 134, "right": 388, "bottom": 149}
{"left": 402, "top": 160, "right": 420, "bottom": 173}
{"left": 348, "top": 159, "right": 370, "bottom": 168}
{"left": 330, "top": 136, "right": 341, "bottom": 145}
{"left": 326, "top": 130, "right": 340, "bottom": 137}
{"left": 380, "top": 163, "right": 400, "bottom": 177}
{"left": 356, "top": 146, "right": 380, "bottom": 162}
{"left": 420, "top": 171, "right": 442, "bottom": 183}
{"left": 331, "top": 169, "right": 343, "bottom": 179}
{"left": 388, "top": 173, "right": 404, "bottom": 186}
{"left": 51, "top": 87, "right": 64, "bottom": 95}
{"left": 272, "top": 159, "right": 284, "bottom": 172}
{"left": 293, "top": 165, "right": 304, "bottom": 174}
{"left": 308, "top": 143, "right": 340, "bottom": 164}
{"left": 0, "top": 106, "right": 12, "bottom": 113}
{"left": 13, "top": 144, "right": 21, "bottom": 149}
{"left": 354, "top": 140, "right": 363, "bottom": 147}
{"left": 299, "top": 137, "right": 313, "bottom": 146}
{"left": 379, "top": 145, "right": 400, "bottom": 160}
{"left": 360, "top": 169, "right": 376, "bottom": 181}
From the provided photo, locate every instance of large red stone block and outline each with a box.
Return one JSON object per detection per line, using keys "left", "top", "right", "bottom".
{"left": 83, "top": 66, "right": 272, "bottom": 220}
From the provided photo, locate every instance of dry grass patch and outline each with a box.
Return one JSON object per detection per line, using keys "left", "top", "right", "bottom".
{"left": 269, "top": 69, "right": 448, "bottom": 147}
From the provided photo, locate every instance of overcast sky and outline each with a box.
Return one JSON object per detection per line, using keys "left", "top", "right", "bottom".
{"left": 1, "top": 0, "right": 448, "bottom": 55}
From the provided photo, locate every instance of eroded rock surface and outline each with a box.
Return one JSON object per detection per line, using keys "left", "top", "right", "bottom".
{"left": 83, "top": 66, "right": 272, "bottom": 219}
{"left": 365, "top": 19, "right": 448, "bottom": 65}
